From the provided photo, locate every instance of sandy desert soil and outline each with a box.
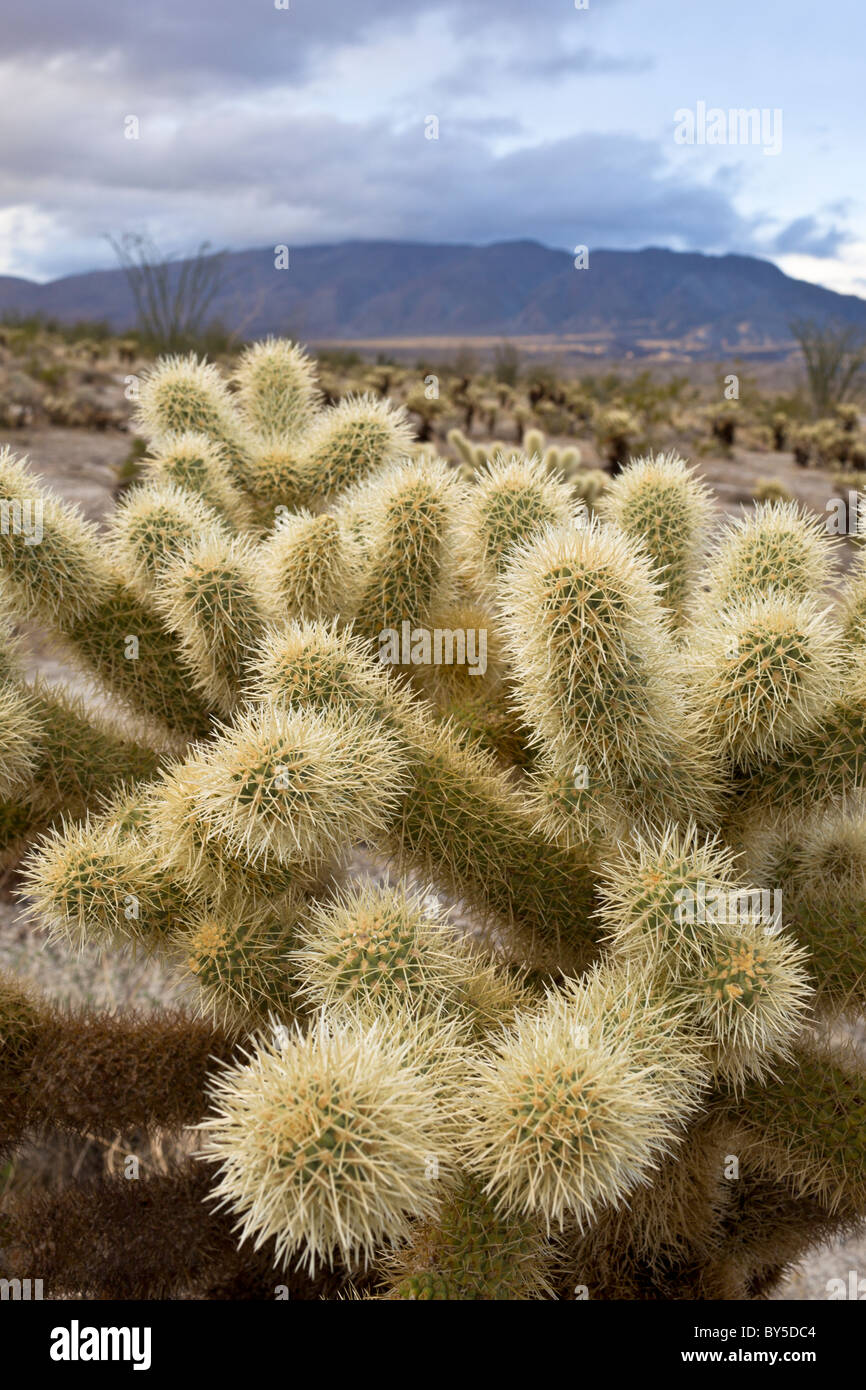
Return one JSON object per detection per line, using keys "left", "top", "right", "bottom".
{"left": 1, "top": 421, "right": 864, "bottom": 1302}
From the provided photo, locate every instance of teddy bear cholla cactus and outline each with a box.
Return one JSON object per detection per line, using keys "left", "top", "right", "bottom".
{"left": 0, "top": 342, "right": 863, "bottom": 1300}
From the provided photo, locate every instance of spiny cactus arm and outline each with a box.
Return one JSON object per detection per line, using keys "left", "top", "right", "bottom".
{"left": 243, "top": 441, "right": 308, "bottom": 515}
{"left": 168, "top": 893, "right": 303, "bottom": 1030}
{"left": 0, "top": 446, "right": 114, "bottom": 623}
{"left": 597, "top": 451, "right": 715, "bottom": 625}
{"left": 837, "top": 546, "right": 866, "bottom": 643}
{"left": 135, "top": 354, "right": 254, "bottom": 491}
{"left": 297, "top": 394, "right": 415, "bottom": 504}
{"left": 291, "top": 879, "right": 526, "bottom": 1035}
{"left": 731, "top": 649, "right": 866, "bottom": 817}
{"left": 232, "top": 337, "right": 321, "bottom": 441}
{"left": 251, "top": 622, "right": 600, "bottom": 962}
{"left": 0, "top": 971, "right": 236, "bottom": 1154}
{"left": 200, "top": 1017, "right": 457, "bottom": 1274}
{"left": 153, "top": 530, "right": 274, "bottom": 716}
{"left": 105, "top": 479, "right": 231, "bottom": 601}
{"left": 146, "top": 754, "right": 328, "bottom": 909}
{"left": 259, "top": 510, "right": 360, "bottom": 623}
{"left": 140, "top": 432, "right": 257, "bottom": 531}
{"left": 0, "top": 461, "right": 214, "bottom": 731}
{"left": 724, "top": 1042, "right": 866, "bottom": 1212}
{"left": 0, "top": 1168, "right": 332, "bottom": 1301}
{"left": 700, "top": 499, "right": 839, "bottom": 607}
{"left": 21, "top": 810, "right": 198, "bottom": 954}
{"left": 453, "top": 452, "right": 579, "bottom": 601}
{"left": 0, "top": 679, "right": 43, "bottom": 798}
{"left": 386, "top": 716, "right": 599, "bottom": 967}
{"left": 439, "top": 685, "right": 533, "bottom": 770}
{"left": 59, "top": 581, "right": 215, "bottom": 735}
{"left": 560, "top": 1109, "right": 735, "bottom": 1279}
{"left": 496, "top": 519, "right": 721, "bottom": 826}
{"left": 686, "top": 593, "right": 843, "bottom": 769}
{"left": 343, "top": 456, "right": 467, "bottom": 647}
{"left": 714, "top": 1173, "right": 866, "bottom": 1300}
{"left": 24, "top": 678, "right": 167, "bottom": 805}
{"left": 462, "top": 990, "right": 694, "bottom": 1233}
{"left": 375, "top": 1176, "right": 555, "bottom": 1300}
{"left": 0, "top": 797, "right": 47, "bottom": 872}
{"left": 679, "top": 922, "right": 812, "bottom": 1089}
{"left": 0, "top": 677, "right": 166, "bottom": 869}
{"left": 447, "top": 427, "right": 477, "bottom": 468}
{"left": 187, "top": 701, "right": 409, "bottom": 870}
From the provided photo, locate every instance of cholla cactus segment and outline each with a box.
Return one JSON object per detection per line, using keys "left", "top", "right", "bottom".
{"left": 497, "top": 519, "right": 698, "bottom": 788}
{"left": 454, "top": 452, "right": 580, "bottom": 597}
{"left": 744, "top": 799, "right": 866, "bottom": 1013}
{"left": 232, "top": 338, "right": 321, "bottom": 440}
{"left": 558, "top": 957, "right": 709, "bottom": 1102}
{"left": 21, "top": 814, "right": 187, "bottom": 953}
{"left": 299, "top": 394, "right": 414, "bottom": 503}
{"left": 378, "top": 1175, "right": 554, "bottom": 1300}
{"left": 702, "top": 501, "right": 838, "bottom": 607}
{"left": 838, "top": 547, "right": 866, "bottom": 644}
{"left": 62, "top": 584, "right": 214, "bottom": 735}
{"left": 0, "top": 606, "right": 23, "bottom": 684}
{"left": 596, "top": 823, "right": 746, "bottom": 978}
{"left": 465, "top": 992, "right": 686, "bottom": 1231}
{"left": 141, "top": 432, "right": 256, "bottom": 531}
{"left": 597, "top": 451, "right": 714, "bottom": 622}
{"left": 386, "top": 717, "right": 600, "bottom": 967}
{"left": 0, "top": 448, "right": 113, "bottom": 623}
{"left": 256, "top": 626, "right": 598, "bottom": 958}
{"left": 735, "top": 649, "right": 866, "bottom": 816}
{"left": 347, "top": 456, "right": 466, "bottom": 644}
{"left": 147, "top": 755, "right": 320, "bottom": 906}
{"left": 252, "top": 619, "right": 400, "bottom": 722}
{"left": 259, "top": 511, "right": 359, "bottom": 623}
{"left": 24, "top": 681, "right": 165, "bottom": 811}
{"left": 135, "top": 354, "right": 252, "bottom": 487}
{"left": 244, "top": 443, "right": 307, "bottom": 514}
{"left": 154, "top": 531, "right": 272, "bottom": 716}
{"left": 683, "top": 924, "right": 813, "bottom": 1088}
{"left": 733, "top": 1042, "right": 866, "bottom": 1211}
{"left": 106, "top": 481, "right": 228, "bottom": 601}
{"left": 200, "top": 1017, "right": 452, "bottom": 1272}
{"left": 293, "top": 880, "right": 522, "bottom": 1031}
{"left": 171, "top": 895, "right": 301, "bottom": 1029}
{"left": 0, "top": 682, "right": 43, "bottom": 797}
{"left": 191, "top": 703, "right": 408, "bottom": 869}
{"left": 687, "top": 593, "right": 844, "bottom": 765}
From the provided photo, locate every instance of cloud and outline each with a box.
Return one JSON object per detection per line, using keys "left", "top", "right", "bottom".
{"left": 772, "top": 214, "right": 850, "bottom": 259}
{"left": 512, "top": 48, "right": 654, "bottom": 79}
{"left": 0, "top": 83, "right": 761, "bottom": 281}
{"left": 1, "top": 0, "right": 621, "bottom": 89}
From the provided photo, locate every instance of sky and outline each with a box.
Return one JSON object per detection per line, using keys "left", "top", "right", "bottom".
{"left": 0, "top": 0, "right": 863, "bottom": 296}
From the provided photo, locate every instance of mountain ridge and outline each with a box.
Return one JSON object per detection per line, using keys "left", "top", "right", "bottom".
{"left": 1, "top": 240, "right": 864, "bottom": 358}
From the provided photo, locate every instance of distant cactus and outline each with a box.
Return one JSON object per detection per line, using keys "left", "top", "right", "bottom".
{"left": 1, "top": 339, "right": 863, "bottom": 1303}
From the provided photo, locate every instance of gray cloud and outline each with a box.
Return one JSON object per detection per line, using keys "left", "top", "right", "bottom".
{"left": 773, "top": 214, "right": 850, "bottom": 259}
{"left": 0, "top": 83, "right": 761, "bottom": 281}
{"left": 2, "top": 0, "right": 621, "bottom": 88}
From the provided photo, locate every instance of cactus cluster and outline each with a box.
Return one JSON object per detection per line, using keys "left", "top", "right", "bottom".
{"left": 1, "top": 338, "right": 864, "bottom": 1301}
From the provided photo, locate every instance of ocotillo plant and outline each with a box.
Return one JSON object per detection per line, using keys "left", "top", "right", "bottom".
{"left": 1, "top": 338, "right": 864, "bottom": 1301}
